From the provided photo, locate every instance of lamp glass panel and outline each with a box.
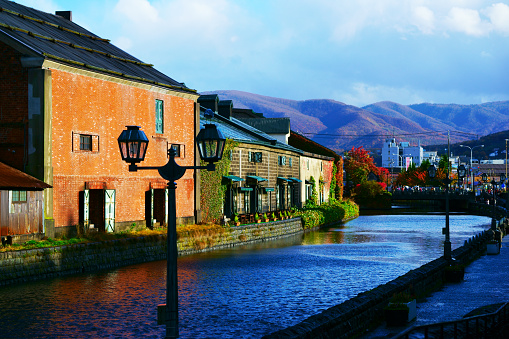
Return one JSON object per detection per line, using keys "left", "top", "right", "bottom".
{"left": 120, "top": 142, "right": 128, "bottom": 159}
{"left": 217, "top": 139, "right": 225, "bottom": 160}
{"left": 128, "top": 142, "right": 139, "bottom": 159}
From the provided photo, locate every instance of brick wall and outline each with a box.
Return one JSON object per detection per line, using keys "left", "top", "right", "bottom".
{"left": 229, "top": 143, "right": 301, "bottom": 212}
{"left": 49, "top": 68, "right": 197, "bottom": 229}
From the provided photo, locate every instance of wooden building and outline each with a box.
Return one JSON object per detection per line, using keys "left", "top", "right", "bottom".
{"left": 0, "top": 162, "right": 51, "bottom": 243}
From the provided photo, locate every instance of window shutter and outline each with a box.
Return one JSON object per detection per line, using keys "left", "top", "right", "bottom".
{"left": 155, "top": 99, "right": 164, "bottom": 133}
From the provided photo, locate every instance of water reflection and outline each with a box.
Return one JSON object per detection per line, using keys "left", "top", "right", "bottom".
{"left": 0, "top": 214, "right": 491, "bottom": 338}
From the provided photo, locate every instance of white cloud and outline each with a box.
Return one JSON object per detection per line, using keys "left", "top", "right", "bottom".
{"left": 484, "top": 3, "right": 509, "bottom": 35}
{"left": 445, "top": 7, "right": 491, "bottom": 36}
{"left": 113, "top": 0, "right": 161, "bottom": 34}
{"left": 412, "top": 6, "right": 435, "bottom": 34}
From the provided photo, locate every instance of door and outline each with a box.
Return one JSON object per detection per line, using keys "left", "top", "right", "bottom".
{"left": 105, "top": 189, "right": 116, "bottom": 233}
{"left": 83, "top": 189, "right": 90, "bottom": 229}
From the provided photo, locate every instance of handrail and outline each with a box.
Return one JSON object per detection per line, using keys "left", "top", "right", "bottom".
{"left": 392, "top": 302, "right": 509, "bottom": 339}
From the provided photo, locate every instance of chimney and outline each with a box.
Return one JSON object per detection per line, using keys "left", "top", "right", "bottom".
{"left": 197, "top": 94, "right": 219, "bottom": 112}
{"left": 55, "top": 11, "right": 72, "bottom": 21}
{"left": 218, "top": 100, "right": 233, "bottom": 119}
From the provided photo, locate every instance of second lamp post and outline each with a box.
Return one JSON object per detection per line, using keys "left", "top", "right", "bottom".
{"left": 117, "top": 109, "right": 225, "bottom": 339}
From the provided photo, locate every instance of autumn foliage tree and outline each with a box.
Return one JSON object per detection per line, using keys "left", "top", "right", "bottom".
{"left": 344, "top": 146, "right": 379, "bottom": 186}
{"left": 344, "top": 146, "right": 389, "bottom": 198}
{"left": 395, "top": 158, "right": 448, "bottom": 187}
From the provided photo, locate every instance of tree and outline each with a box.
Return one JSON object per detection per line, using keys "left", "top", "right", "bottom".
{"left": 344, "top": 146, "right": 378, "bottom": 186}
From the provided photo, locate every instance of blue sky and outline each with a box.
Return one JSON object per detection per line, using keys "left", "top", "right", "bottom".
{"left": 13, "top": 0, "right": 509, "bottom": 107}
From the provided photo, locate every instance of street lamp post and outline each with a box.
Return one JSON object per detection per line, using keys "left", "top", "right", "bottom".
{"left": 117, "top": 111, "right": 225, "bottom": 339}
{"left": 505, "top": 139, "right": 509, "bottom": 178}
{"left": 428, "top": 164, "right": 453, "bottom": 261}
{"left": 459, "top": 144, "right": 484, "bottom": 191}
{"left": 484, "top": 174, "right": 506, "bottom": 231}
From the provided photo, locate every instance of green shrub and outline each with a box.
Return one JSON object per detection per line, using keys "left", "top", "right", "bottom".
{"left": 295, "top": 200, "right": 359, "bottom": 229}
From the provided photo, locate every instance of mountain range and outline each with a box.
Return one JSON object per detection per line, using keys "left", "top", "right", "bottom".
{"left": 203, "top": 90, "right": 509, "bottom": 153}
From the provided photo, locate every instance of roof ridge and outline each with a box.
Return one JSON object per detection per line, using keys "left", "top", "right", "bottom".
{"left": 0, "top": 21, "right": 154, "bottom": 67}
{"left": 0, "top": 6, "right": 110, "bottom": 42}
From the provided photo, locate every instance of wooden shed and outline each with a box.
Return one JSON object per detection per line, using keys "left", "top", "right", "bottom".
{"left": 0, "top": 162, "right": 52, "bottom": 244}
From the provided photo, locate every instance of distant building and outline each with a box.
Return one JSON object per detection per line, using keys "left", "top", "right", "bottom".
{"left": 382, "top": 138, "right": 424, "bottom": 169}
{"left": 423, "top": 151, "right": 438, "bottom": 165}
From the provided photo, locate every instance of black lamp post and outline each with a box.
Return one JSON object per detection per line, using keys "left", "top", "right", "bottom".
{"left": 488, "top": 174, "right": 506, "bottom": 231}
{"left": 428, "top": 164, "right": 452, "bottom": 261}
{"left": 118, "top": 110, "right": 225, "bottom": 339}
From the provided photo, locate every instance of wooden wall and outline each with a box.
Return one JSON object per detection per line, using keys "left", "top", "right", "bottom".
{"left": 0, "top": 190, "right": 44, "bottom": 236}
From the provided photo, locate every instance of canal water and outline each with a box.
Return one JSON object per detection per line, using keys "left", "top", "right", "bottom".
{"left": 0, "top": 213, "right": 491, "bottom": 338}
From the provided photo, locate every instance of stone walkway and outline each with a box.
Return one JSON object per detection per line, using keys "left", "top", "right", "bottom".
{"left": 361, "top": 236, "right": 509, "bottom": 338}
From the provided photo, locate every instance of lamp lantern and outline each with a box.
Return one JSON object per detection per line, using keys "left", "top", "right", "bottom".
{"left": 118, "top": 126, "right": 149, "bottom": 168}
{"left": 196, "top": 123, "right": 226, "bottom": 164}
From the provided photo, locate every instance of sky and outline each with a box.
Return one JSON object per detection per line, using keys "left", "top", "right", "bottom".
{"left": 12, "top": 0, "right": 509, "bottom": 107}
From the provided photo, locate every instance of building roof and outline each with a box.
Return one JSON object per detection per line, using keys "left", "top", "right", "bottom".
{"left": 237, "top": 118, "right": 290, "bottom": 134}
{"left": 289, "top": 131, "right": 339, "bottom": 161}
{"left": 200, "top": 109, "right": 302, "bottom": 154}
{"left": 0, "top": 0, "right": 194, "bottom": 94}
{"left": 0, "top": 162, "right": 52, "bottom": 190}
{"left": 232, "top": 108, "right": 264, "bottom": 118}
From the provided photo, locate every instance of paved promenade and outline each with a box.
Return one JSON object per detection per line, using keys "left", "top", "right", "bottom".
{"left": 362, "top": 236, "right": 509, "bottom": 338}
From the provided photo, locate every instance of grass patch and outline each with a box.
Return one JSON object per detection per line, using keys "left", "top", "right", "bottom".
{"left": 0, "top": 225, "right": 225, "bottom": 253}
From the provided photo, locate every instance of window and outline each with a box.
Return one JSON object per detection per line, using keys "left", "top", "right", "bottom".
{"left": 155, "top": 99, "right": 164, "bottom": 134}
{"left": 289, "top": 157, "right": 292, "bottom": 167}
{"left": 80, "top": 135, "right": 92, "bottom": 151}
{"left": 73, "top": 132, "right": 99, "bottom": 153}
{"left": 12, "top": 190, "right": 27, "bottom": 203}
{"left": 278, "top": 156, "right": 286, "bottom": 166}
{"left": 249, "top": 151, "right": 262, "bottom": 162}
{"left": 169, "top": 144, "right": 184, "bottom": 158}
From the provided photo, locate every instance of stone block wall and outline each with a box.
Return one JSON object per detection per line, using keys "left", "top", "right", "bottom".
{"left": 0, "top": 218, "right": 303, "bottom": 286}
{"left": 263, "top": 229, "right": 492, "bottom": 339}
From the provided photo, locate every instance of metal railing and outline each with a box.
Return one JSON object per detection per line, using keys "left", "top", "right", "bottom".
{"left": 392, "top": 302, "right": 509, "bottom": 339}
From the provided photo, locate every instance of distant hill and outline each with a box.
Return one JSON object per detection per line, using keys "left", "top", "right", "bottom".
{"left": 202, "top": 90, "right": 509, "bottom": 153}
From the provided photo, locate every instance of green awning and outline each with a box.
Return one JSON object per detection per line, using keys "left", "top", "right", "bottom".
{"left": 277, "top": 177, "right": 290, "bottom": 182}
{"left": 246, "top": 175, "right": 267, "bottom": 182}
{"left": 263, "top": 187, "right": 275, "bottom": 192}
{"left": 223, "top": 175, "right": 244, "bottom": 182}
{"left": 289, "top": 177, "right": 302, "bottom": 183}
{"left": 239, "top": 187, "right": 253, "bottom": 192}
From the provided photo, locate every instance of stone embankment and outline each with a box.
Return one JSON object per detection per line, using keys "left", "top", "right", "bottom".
{"left": 263, "top": 229, "right": 495, "bottom": 339}
{"left": 0, "top": 218, "right": 303, "bottom": 287}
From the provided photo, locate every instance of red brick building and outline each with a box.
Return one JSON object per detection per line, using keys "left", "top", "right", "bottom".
{"left": 0, "top": 1, "right": 200, "bottom": 237}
